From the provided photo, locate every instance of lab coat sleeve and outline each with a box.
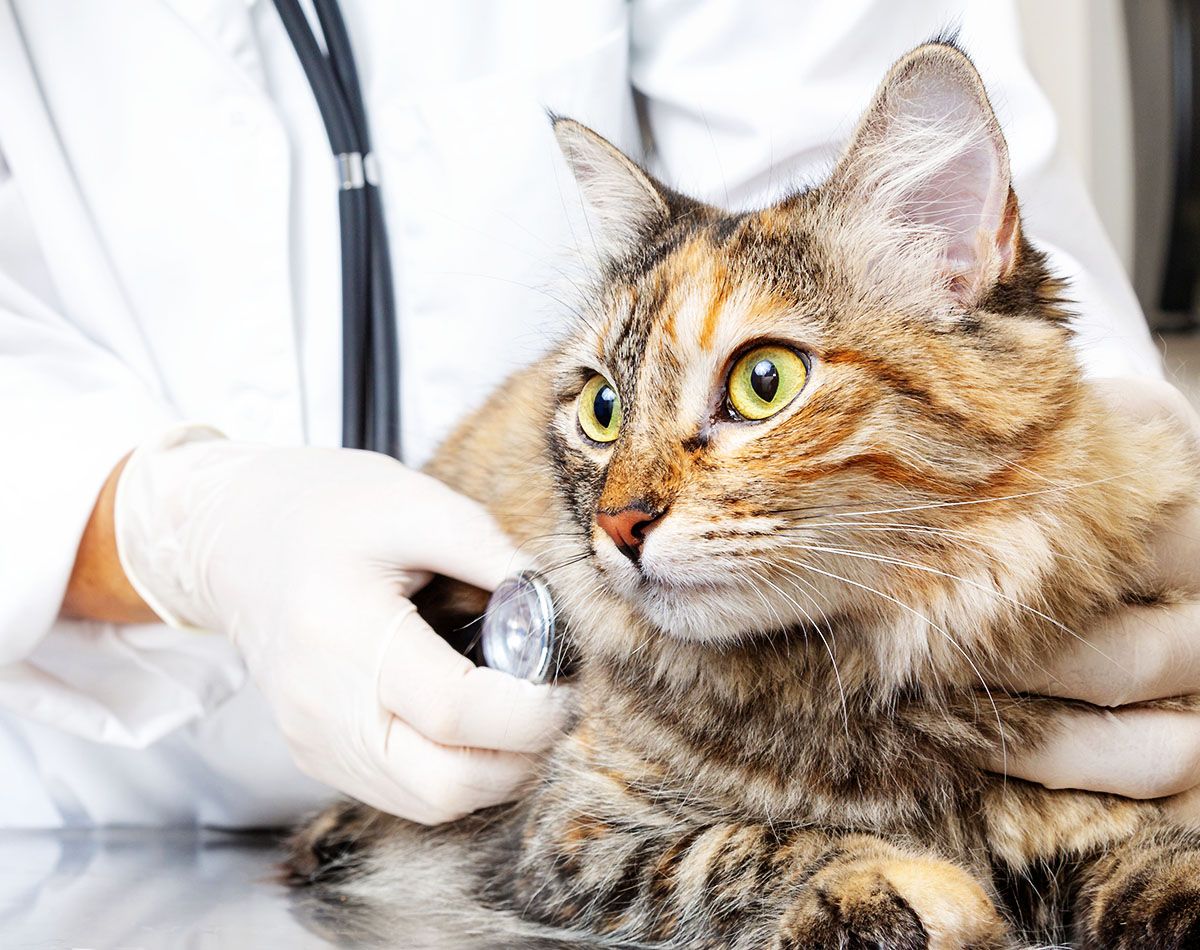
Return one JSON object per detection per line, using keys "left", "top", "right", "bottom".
{"left": 629, "top": 0, "right": 1161, "bottom": 380}
{"left": 0, "top": 158, "right": 176, "bottom": 663}
{"left": 0, "top": 152, "right": 251, "bottom": 753}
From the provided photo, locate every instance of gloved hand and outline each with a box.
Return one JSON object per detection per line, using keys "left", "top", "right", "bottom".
{"left": 114, "top": 426, "right": 566, "bottom": 823}
{"left": 996, "top": 377, "right": 1200, "bottom": 809}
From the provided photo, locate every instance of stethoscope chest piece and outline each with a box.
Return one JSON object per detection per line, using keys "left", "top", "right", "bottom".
{"left": 481, "top": 571, "right": 558, "bottom": 684}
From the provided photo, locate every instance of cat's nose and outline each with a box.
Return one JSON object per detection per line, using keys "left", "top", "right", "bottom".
{"left": 596, "top": 504, "right": 665, "bottom": 563}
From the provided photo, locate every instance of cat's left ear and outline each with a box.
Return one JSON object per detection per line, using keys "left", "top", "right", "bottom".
{"left": 829, "top": 42, "right": 1019, "bottom": 307}
{"left": 553, "top": 116, "right": 670, "bottom": 258}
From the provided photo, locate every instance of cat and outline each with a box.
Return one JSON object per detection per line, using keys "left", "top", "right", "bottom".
{"left": 284, "top": 41, "right": 1200, "bottom": 950}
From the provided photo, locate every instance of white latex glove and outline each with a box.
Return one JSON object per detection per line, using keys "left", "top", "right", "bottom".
{"left": 996, "top": 378, "right": 1200, "bottom": 808}
{"left": 115, "top": 426, "right": 566, "bottom": 823}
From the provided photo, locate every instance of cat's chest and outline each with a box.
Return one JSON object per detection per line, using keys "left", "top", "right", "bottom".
{"left": 577, "top": 679, "right": 989, "bottom": 835}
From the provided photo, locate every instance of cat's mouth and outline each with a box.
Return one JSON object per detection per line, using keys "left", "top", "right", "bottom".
{"left": 636, "top": 562, "right": 737, "bottom": 592}
{"left": 591, "top": 538, "right": 772, "bottom": 641}
{"left": 599, "top": 554, "right": 733, "bottom": 598}
{"left": 588, "top": 514, "right": 832, "bottom": 641}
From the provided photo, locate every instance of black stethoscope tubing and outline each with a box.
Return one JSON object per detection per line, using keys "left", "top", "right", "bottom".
{"left": 272, "top": 1, "right": 567, "bottom": 682}
{"left": 271, "top": 0, "right": 401, "bottom": 459}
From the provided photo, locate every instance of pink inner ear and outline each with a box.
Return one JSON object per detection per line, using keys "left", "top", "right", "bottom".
{"left": 907, "top": 138, "right": 1004, "bottom": 272}
{"left": 887, "top": 71, "right": 1015, "bottom": 298}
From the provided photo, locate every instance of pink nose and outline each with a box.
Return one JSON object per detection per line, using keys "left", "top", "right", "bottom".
{"left": 596, "top": 504, "right": 665, "bottom": 563}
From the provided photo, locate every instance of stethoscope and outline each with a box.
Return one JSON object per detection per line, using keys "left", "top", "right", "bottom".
{"left": 275, "top": 0, "right": 562, "bottom": 682}
{"left": 480, "top": 571, "right": 565, "bottom": 685}
{"left": 272, "top": 0, "right": 399, "bottom": 459}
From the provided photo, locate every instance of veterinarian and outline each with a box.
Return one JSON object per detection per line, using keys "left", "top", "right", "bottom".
{"left": 1, "top": 0, "right": 1196, "bottom": 830}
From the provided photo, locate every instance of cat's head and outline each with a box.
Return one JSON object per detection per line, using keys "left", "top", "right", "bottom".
{"left": 544, "top": 43, "right": 1098, "bottom": 672}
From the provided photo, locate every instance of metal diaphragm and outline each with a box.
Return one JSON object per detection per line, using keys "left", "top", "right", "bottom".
{"left": 481, "top": 571, "right": 558, "bottom": 684}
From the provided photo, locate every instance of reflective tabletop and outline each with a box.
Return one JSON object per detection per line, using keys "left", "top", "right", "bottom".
{"left": 0, "top": 829, "right": 595, "bottom": 949}
{"left": 0, "top": 829, "right": 342, "bottom": 949}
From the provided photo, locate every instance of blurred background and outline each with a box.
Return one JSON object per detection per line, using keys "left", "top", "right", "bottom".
{"left": 1017, "top": 0, "right": 1200, "bottom": 401}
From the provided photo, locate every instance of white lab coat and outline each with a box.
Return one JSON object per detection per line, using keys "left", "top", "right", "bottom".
{"left": 0, "top": 0, "right": 1161, "bottom": 828}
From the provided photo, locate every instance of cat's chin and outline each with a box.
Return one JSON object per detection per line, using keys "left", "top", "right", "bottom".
{"left": 624, "top": 576, "right": 777, "bottom": 644}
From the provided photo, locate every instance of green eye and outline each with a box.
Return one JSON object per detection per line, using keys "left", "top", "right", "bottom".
{"left": 727, "top": 345, "right": 808, "bottom": 420}
{"left": 578, "top": 374, "right": 622, "bottom": 443}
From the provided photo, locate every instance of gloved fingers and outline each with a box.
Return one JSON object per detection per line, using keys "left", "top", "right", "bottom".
{"left": 1006, "top": 601, "right": 1200, "bottom": 706}
{"left": 1142, "top": 500, "right": 1200, "bottom": 595}
{"left": 1087, "top": 376, "right": 1200, "bottom": 446}
{"left": 1086, "top": 378, "right": 1200, "bottom": 595}
{"left": 271, "top": 713, "right": 444, "bottom": 826}
{"left": 380, "top": 714, "right": 539, "bottom": 824}
{"left": 386, "top": 469, "right": 530, "bottom": 592}
{"left": 330, "top": 776, "right": 446, "bottom": 827}
{"left": 380, "top": 608, "right": 569, "bottom": 753}
{"left": 1164, "top": 783, "right": 1200, "bottom": 829}
{"left": 282, "top": 689, "right": 539, "bottom": 824}
{"left": 988, "top": 706, "right": 1200, "bottom": 799}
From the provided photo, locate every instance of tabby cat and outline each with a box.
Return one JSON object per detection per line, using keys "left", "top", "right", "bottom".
{"left": 286, "top": 42, "right": 1200, "bottom": 949}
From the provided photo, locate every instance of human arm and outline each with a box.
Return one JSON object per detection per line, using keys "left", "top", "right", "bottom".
{"left": 2, "top": 142, "right": 563, "bottom": 821}
{"left": 110, "top": 429, "right": 567, "bottom": 822}
{"left": 60, "top": 456, "right": 156, "bottom": 624}
{"left": 988, "top": 377, "right": 1200, "bottom": 802}
{"left": 0, "top": 154, "right": 175, "bottom": 665}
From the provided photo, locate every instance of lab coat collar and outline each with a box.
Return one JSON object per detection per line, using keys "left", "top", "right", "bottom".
{"left": 160, "top": 0, "right": 271, "bottom": 95}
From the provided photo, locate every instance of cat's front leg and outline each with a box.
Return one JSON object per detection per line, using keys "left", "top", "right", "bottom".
{"left": 512, "top": 814, "right": 1008, "bottom": 949}
{"left": 771, "top": 834, "right": 1009, "bottom": 950}
{"left": 982, "top": 779, "right": 1200, "bottom": 947}
{"left": 1072, "top": 825, "right": 1200, "bottom": 950}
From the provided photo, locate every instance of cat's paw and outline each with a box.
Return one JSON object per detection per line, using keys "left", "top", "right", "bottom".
{"left": 1079, "top": 847, "right": 1200, "bottom": 950}
{"left": 283, "top": 799, "right": 394, "bottom": 886}
{"left": 775, "top": 848, "right": 1008, "bottom": 950}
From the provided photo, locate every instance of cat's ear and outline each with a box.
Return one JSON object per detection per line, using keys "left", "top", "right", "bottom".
{"left": 829, "top": 43, "right": 1019, "bottom": 307}
{"left": 553, "top": 116, "right": 670, "bottom": 257}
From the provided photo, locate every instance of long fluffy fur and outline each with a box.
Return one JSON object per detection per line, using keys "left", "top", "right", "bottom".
{"left": 285, "top": 42, "right": 1200, "bottom": 950}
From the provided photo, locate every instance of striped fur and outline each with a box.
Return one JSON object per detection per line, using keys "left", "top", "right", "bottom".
{"left": 286, "top": 42, "right": 1200, "bottom": 949}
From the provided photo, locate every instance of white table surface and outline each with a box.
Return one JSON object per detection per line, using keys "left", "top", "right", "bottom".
{"left": 0, "top": 829, "right": 348, "bottom": 949}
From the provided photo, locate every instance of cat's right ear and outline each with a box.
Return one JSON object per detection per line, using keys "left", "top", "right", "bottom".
{"left": 552, "top": 116, "right": 669, "bottom": 257}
